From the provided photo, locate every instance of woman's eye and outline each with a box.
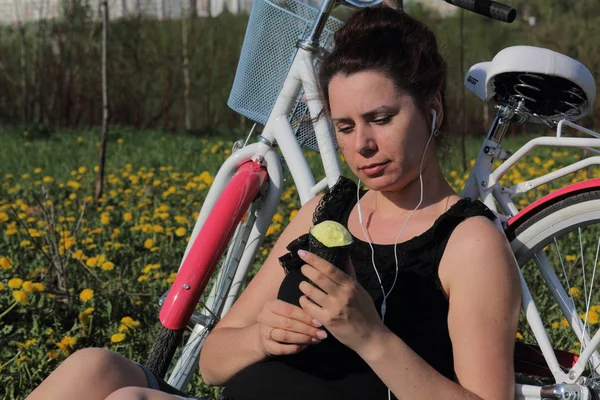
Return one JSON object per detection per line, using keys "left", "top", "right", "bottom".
{"left": 372, "top": 115, "right": 391, "bottom": 125}
{"left": 337, "top": 125, "right": 353, "bottom": 134}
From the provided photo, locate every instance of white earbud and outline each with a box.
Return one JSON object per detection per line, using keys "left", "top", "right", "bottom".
{"left": 430, "top": 109, "right": 438, "bottom": 137}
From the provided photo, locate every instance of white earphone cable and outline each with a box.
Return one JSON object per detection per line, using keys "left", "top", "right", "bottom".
{"left": 356, "top": 109, "right": 437, "bottom": 324}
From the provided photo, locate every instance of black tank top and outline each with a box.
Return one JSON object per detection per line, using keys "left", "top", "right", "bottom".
{"left": 222, "top": 177, "right": 496, "bottom": 400}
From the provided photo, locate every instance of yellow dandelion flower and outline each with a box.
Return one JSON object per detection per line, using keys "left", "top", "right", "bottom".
{"left": 22, "top": 281, "right": 34, "bottom": 293}
{"left": 56, "top": 343, "right": 70, "bottom": 354}
{"left": 153, "top": 225, "right": 164, "bottom": 233}
{"left": 587, "top": 311, "right": 599, "bottom": 325}
{"left": 8, "top": 278, "right": 23, "bottom": 289}
{"left": 32, "top": 282, "right": 45, "bottom": 292}
{"left": 111, "top": 333, "right": 126, "bottom": 343}
{"left": 123, "top": 212, "right": 133, "bottom": 222}
{"left": 101, "top": 262, "right": 115, "bottom": 271}
{"left": 289, "top": 210, "right": 299, "bottom": 221}
{"left": 79, "top": 288, "right": 94, "bottom": 302}
{"left": 69, "top": 193, "right": 77, "bottom": 200}
{"left": 266, "top": 224, "right": 281, "bottom": 237}
{"left": 86, "top": 257, "right": 98, "bottom": 268}
{"left": 13, "top": 290, "right": 29, "bottom": 304}
{"left": 67, "top": 180, "right": 81, "bottom": 190}
{"left": 569, "top": 287, "right": 580, "bottom": 298}
{"left": 144, "top": 239, "right": 154, "bottom": 249}
{"left": 0, "top": 256, "right": 13, "bottom": 270}
{"left": 167, "top": 272, "right": 177, "bottom": 284}
{"left": 43, "top": 176, "right": 54, "bottom": 183}
{"left": 0, "top": 282, "right": 4, "bottom": 291}
{"left": 273, "top": 213, "right": 284, "bottom": 223}
{"left": 47, "top": 350, "right": 59, "bottom": 360}
{"left": 561, "top": 317, "right": 570, "bottom": 327}
{"left": 60, "top": 336, "right": 76, "bottom": 347}
{"left": 175, "top": 227, "right": 186, "bottom": 237}
{"left": 121, "top": 316, "right": 141, "bottom": 328}
{"left": 78, "top": 166, "right": 88, "bottom": 174}
{"left": 137, "top": 275, "right": 148, "bottom": 282}
{"left": 566, "top": 255, "right": 577, "bottom": 262}
{"left": 118, "top": 324, "right": 130, "bottom": 333}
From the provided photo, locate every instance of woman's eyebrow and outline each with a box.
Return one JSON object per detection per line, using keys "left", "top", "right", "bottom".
{"left": 331, "top": 105, "right": 399, "bottom": 123}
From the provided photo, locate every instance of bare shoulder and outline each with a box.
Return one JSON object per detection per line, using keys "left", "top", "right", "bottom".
{"left": 438, "top": 215, "right": 517, "bottom": 296}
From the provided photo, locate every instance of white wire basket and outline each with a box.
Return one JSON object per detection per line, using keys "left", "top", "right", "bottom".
{"left": 227, "top": 0, "right": 343, "bottom": 152}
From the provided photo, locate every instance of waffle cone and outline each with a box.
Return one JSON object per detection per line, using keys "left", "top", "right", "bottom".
{"left": 308, "top": 232, "right": 352, "bottom": 270}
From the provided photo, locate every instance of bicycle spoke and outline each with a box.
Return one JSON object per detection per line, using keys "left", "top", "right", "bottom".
{"left": 582, "top": 235, "right": 599, "bottom": 351}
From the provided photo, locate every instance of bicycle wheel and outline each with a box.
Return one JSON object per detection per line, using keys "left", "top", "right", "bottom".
{"left": 145, "top": 162, "right": 269, "bottom": 382}
{"left": 507, "top": 189, "right": 600, "bottom": 383}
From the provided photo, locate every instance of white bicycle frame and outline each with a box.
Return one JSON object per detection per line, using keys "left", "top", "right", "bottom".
{"left": 463, "top": 116, "right": 600, "bottom": 399}
{"left": 164, "top": 0, "right": 600, "bottom": 397}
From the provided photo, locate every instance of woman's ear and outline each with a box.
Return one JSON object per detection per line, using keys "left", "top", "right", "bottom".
{"left": 429, "top": 92, "right": 443, "bottom": 131}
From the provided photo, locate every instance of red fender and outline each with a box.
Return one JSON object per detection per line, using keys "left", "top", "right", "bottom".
{"left": 508, "top": 178, "right": 600, "bottom": 228}
{"left": 159, "top": 161, "right": 268, "bottom": 330}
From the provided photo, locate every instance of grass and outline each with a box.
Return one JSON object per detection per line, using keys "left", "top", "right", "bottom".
{"left": 0, "top": 125, "right": 599, "bottom": 399}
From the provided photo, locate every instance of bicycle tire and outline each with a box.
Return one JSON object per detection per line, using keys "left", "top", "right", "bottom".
{"left": 145, "top": 326, "right": 185, "bottom": 379}
{"left": 507, "top": 188, "right": 600, "bottom": 380}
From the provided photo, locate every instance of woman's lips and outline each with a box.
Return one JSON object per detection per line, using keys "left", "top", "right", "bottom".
{"left": 360, "top": 162, "right": 389, "bottom": 177}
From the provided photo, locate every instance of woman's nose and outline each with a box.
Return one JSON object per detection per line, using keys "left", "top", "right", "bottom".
{"left": 354, "top": 123, "right": 377, "bottom": 157}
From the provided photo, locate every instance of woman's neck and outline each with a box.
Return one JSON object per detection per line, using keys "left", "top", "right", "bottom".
{"left": 369, "top": 161, "right": 457, "bottom": 219}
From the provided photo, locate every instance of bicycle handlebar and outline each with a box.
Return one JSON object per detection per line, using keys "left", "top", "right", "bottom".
{"left": 444, "top": 0, "right": 517, "bottom": 23}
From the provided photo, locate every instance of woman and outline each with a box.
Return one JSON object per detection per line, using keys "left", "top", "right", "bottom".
{"left": 27, "top": 6, "right": 520, "bottom": 400}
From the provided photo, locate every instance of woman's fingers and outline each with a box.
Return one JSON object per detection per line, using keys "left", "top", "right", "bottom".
{"left": 258, "top": 310, "right": 326, "bottom": 340}
{"left": 262, "top": 342, "right": 309, "bottom": 357}
{"left": 269, "top": 328, "right": 324, "bottom": 345}
{"left": 256, "top": 300, "right": 328, "bottom": 358}
{"left": 298, "top": 280, "right": 328, "bottom": 306}
{"left": 256, "top": 300, "right": 327, "bottom": 347}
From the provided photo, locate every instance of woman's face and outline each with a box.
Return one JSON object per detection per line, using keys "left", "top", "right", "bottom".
{"left": 328, "top": 70, "right": 438, "bottom": 193}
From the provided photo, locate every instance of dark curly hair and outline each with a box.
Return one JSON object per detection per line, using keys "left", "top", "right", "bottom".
{"left": 318, "top": 6, "right": 448, "bottom": 136}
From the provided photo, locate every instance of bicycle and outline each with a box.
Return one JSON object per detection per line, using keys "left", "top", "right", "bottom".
{"left": 143, "top": 0, "right": 600, "bottom": 398}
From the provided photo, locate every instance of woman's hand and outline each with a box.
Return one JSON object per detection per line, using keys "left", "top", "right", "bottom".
{"left": 297, "top": 250, "right": 389, "bottom": 355}
{"left": 256, "top": 299, "right": 328, "bottom": 357}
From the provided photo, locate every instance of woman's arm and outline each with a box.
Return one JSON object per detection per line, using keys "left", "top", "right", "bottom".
{"left": 356, "top": 216, "right": 521, "bottom": 400}
{"left": 199, "top": 195, "right": 323, "bottom": 386}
